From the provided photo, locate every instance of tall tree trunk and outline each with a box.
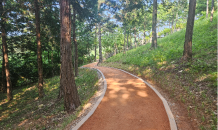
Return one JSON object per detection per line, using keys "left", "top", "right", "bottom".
{"left": 174, "top": 12, "right": 178, "bottom": 31}
{"left": 129, "top": 33, "right": 132, "bottom": 49}
{"left": 143, "top": 26, "right": 146, "bottom": 44}
{"left": 123, "top": 25, "right": 126, "bottom": 54}
{"left": 60, "top": 0, "right": 81, "bottom": 113}
{"left": 58, "top": 0, "right": 64, "bottom": 99}
{"left": 1, "top": 1, "right": 12, "bottom": 101}
{"left": 143, "top": 16, "right": 146, "bottom": 44}
{"left": 127, "top": 33, "right": 129, "bottom": 50}
{"left": 47, "top": 51, "right": 49, "bottom": 61}
{"left": 151, "top": 0, "right": 157, "bottom": 49}
{"left": 182, "top": 0, "right": 196, "bottom": 61}
{"left": 134, "top": 28, "right": 137, "bottom": 48}
{"left": 98, "top": 22, "right": 103, "bottom": 63}
{"left": 1, "top": 52, "right": 6, "bottom": 93}
{"left": 206, "top": 0, "right": 209, "bottom": 18}
{"left": 171, "top": 13, "right": 174, "bottom": 33}
{"left": 51, "top": 40, "right": 54, "bottom": 77}
{"left": 137, "top": 34, "right": 141, "bottom": 46}
{"left": 94, "top": 24, "right": 97, "bottom": 62}
{"left": 73, "top": 7, "right": 78, "bottom": 77}
{"left": 210, "top": 0, "right": 214, "bottom": 22}
{"left": 114, "top": 42, "right": 117, "bottom": 55}
{"left": 34, "top": 0, "right": 44, "bottom": 98}
{"left": 88, "top": 47, "right": 92, "bottom": 62}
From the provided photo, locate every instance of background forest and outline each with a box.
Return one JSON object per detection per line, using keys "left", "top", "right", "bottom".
{"left": 0, "top": 0, "right": 217, "bottom": 129}
{"left": 0, "top": 0, "right": 216, "bottom": 94}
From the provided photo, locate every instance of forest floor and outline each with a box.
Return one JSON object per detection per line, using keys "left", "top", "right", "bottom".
{"left": 78, "top": 62, "right": 174, "bottom": 130}
{"left": 0, "top": 68, "right": 100, "bottom": 130}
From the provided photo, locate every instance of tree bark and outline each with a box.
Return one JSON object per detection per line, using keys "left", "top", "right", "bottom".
{"left": 174, "top": 12, "right": 178, "bottom": 31}
{"left": 129, "top": 33, "right": 132, "bottom": 49}
{"left": 182, "top": 0, "right": 196, "bottom": 61}
{"left": 88, "top": 47, "right": 92, "bottom": 62}
{"left": 94, "top": 24, "right": 97, "bottom": 61}
{"left": 73, "top": 7, "right": 78, "bottom": 77}
{"left": 98, "top": 22, "right": 103, "bottom": 63}
{"left": 60, "top": 0, "right": 81, "bottom": 113}
{"left": 134, "top": 28, "right": 137, "bottom": 48}
{"left": 34, "top": 0, "right": 44, "bottom": 98}
{"left": 1, "top": 51, "right": 6, "bottom": 93}
{"left": 143, "top": 27, "right": 146, "bottom": 44}
{"left": 127, "top": 33, "right": 129, "bottom": 50}
{"left": 151, "top": 0, "right": 157, "bottom": 49}
{"left": 114, "top": 42, "right": 117, "bottom": 55}
{"left": 206, "top": 0, "right": 209, "bottom": 18}
{"left": 210, "top": 0, "right": 214, "bottom": 22}
{"left": 123, "top": 25, "right": 126, "bottom": 54}
{"left": 51, "top": 40, "right": 54, "bottom": 77}
{"left": 171, "top": 12, "right": 174, "bottom": 33}
{"left": 58, "top": 0, "right": 64, "bottom": 100}
{"left": 143, "top": 16, "right": 146, "bottom": 44}
{"left": 1, "top": 1, "right": 12, "bottom": 101}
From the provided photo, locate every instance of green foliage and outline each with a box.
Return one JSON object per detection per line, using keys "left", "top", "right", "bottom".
{"left": 158, "top": 28, "right": 171, "bottom": 36}
{"left": 106, "top": 13, "right": 217, "bottom": 81}
{"left": 0, "top": 0, "right": 97, "bottom": 90}
{"left": 103, "top": 14, "right": 217, "bottom": 130}
{"left": 76, "top": 68, "right": 99, "bottom": 104}
{"left": 0, "top": 68, "right": 99, "bottom": 129}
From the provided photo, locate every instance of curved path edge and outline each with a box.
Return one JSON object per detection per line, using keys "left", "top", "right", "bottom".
{"left": 71, "top": 67, "right": 107, "bottom": 130}
{"left": 102, "top": 66, "right": 178, "bottom": 130}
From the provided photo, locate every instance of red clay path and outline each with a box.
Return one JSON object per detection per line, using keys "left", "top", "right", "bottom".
{"left": 80, "top": 62, "right": 171, "bottom": 130}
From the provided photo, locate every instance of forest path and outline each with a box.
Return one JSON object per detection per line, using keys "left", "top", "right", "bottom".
{"left": 79, "top": 62, "right": 171, "bottom": 130}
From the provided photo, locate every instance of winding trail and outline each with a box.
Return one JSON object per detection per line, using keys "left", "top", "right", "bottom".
{"left": 79, "top": 62, "right": 172, "bottom": 130}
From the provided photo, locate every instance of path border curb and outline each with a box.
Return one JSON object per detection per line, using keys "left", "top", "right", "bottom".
{"left": 71, "top": 67, "right": 107, "bottom": 130}
{"left": 104, "top": 66, "right": 178, "bottom": 130}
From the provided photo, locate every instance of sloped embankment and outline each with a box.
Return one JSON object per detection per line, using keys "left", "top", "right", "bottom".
{"left": 100, "top": 15, "right": 217, "bottom": 130}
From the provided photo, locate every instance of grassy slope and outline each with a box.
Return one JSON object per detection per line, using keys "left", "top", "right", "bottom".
{"left": 101, "top": 15, "right": 217, "bottom": 130}
{"left": 0, "top": 68, "right": 99, "bottom": 130}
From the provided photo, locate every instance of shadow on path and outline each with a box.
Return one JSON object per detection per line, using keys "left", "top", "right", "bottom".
{"left": 79, "top": 62, "right": 170, "bottom": 130}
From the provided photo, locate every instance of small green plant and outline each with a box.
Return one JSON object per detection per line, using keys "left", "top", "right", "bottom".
{"left": 211, "top": 113, "right": 217, "bottom": 125}
{"left": 201, "top": 91, "right": 207, "bottom": 99}
{"left": 181, "top": 96, "right": 185, "bottom": 103}
{"left": 211, "top": 124, "right": 216, "bottom": 130}
{"left": 184, "top": 86, "right": 189, "bottom": 92}
{"left": 201, "top": 115, "right": 205, "bottom": 122}
{"left": 213, "top": 80, "right": 218, "bottom": 88}
{"left": 200, "top": 125, "right": 206, "bottom": 130}
{"left": 201, "top": 102, "right": 205, "bottom": 108}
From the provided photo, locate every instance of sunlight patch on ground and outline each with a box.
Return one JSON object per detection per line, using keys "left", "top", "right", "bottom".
{"left": 18, "top": 119, "right": 29, "bottom": 126}
{"left": 157, "top": 61, "right": 167, "bottom": 65}
{"left": 122, "top": 94, "right": 129, "bottom": 99}
{"left": 83, "top": 103, "right": 91, "bottom": 110}
{"left": 195, "top": 74, "right": 212, "bottom": 82}
{"left": 137, "top": 91, "right": 148, "bottom": 97}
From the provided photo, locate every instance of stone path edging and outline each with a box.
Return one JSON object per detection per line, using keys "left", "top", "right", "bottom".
{"left": 71, "top": 65, "right": 177, "bottom": 130}
{"left": 104, "top": 66, "right": 178, "bottom": 130}
{"left": 71, "top": 67, "right": 107, "bottom": 130}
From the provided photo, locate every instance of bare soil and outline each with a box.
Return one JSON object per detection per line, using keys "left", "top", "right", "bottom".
{"left": 79, "top": 62, "right": 171, "bottom": 130}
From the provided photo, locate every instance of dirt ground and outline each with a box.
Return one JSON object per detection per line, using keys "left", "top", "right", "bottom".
{"left": 79, "top": 62, "right": 171, "bottom": 130}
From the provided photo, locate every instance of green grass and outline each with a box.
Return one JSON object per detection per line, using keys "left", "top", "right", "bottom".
{"left": 105, "top": 14, "right": 217, "bottom": 89}
{"left": 101, "top": 14, "right": 217, "bottom": 129}
{"left": 0, "top": 68, "right": 99, "bottom": 130}
{"left": 107, "top": 15, "right": 217, "bottom": 74}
